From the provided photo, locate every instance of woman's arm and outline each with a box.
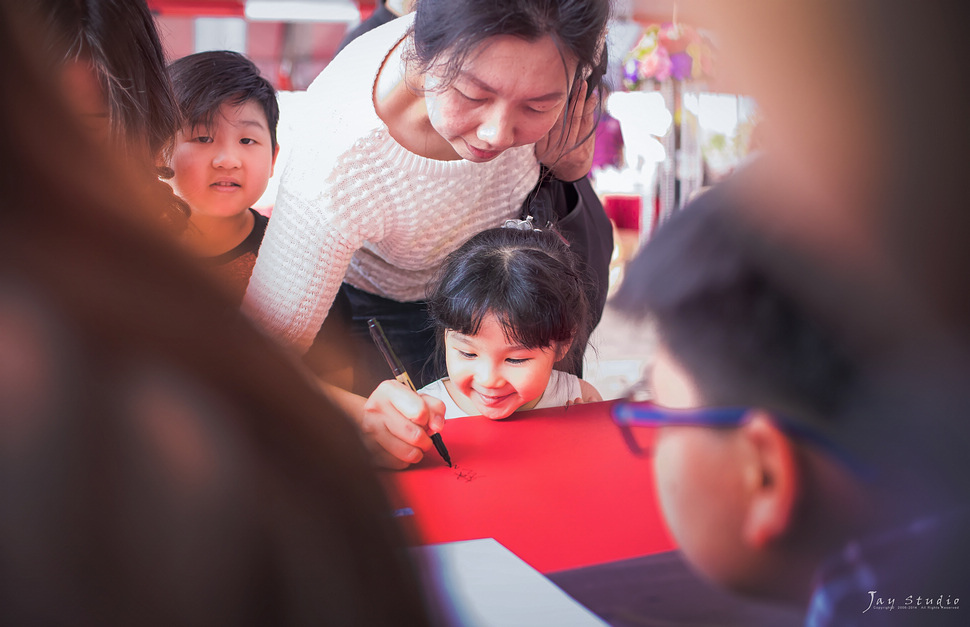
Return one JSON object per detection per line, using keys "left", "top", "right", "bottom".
{"left": 242, "top": 67, "right": 388, "bottom": 353}
{"left": 242, "top": 189, "right": 361, "bottom": 353}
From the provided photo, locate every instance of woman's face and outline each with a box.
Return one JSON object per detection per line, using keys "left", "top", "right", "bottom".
{"left": 424, "top": 35, "right": 576, "bottom": 163}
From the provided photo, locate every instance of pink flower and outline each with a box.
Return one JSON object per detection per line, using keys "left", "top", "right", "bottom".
{"left": 638, "top": 46, "right": 672, "bottom": 82}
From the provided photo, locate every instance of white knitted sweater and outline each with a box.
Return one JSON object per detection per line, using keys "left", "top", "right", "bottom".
{"left": 243, "top": 14, "right": 540, "bottom": 353}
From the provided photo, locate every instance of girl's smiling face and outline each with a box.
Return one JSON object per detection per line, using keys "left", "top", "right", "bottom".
{"left": 424, "top": 34, "right": 576, "bottom": 163}
{"left": 443, "top": 313, "right": 564, "bottom": 419}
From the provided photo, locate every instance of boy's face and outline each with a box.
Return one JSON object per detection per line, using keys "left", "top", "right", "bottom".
{"left": 442, "top": 314, "right": 561, "bottom": 419}
{"left": 648, "top": 344, "right": 752, "bottom": 586}
{"left": 169, "top": 100, "right": 278, "bottom": 220}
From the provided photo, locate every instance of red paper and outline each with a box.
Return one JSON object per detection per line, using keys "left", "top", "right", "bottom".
{"left": 382, "top": 400, "right": 676, "bottom": 574}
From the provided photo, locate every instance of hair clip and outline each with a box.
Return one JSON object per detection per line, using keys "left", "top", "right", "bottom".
{"left": 503, "top": 216, "right": 541, "bottom": 232}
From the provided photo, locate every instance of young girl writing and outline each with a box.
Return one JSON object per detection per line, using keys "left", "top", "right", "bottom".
{"left": 416, "top": 222, "right": 602, "bottom": 420}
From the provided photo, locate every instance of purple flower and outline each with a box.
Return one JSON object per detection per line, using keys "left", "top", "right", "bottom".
{"left": 624, "top": 59, "right": 640, "bottom": 86}
{"left": 670, "top": 51, "right": 693, "bottom": 81}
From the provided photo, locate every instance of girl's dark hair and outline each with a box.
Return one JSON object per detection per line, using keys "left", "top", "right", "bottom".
{"left": 169, "top": 50, "right": 280, "bottom": 152}
{"left": 1, "top": 4, "right": 431, "bottom": 625}
{"left": 408, "top": 0, "right": 610, "bottom": 157}
{"left": 426, "top": 226, "right": 593, "bottom": 372}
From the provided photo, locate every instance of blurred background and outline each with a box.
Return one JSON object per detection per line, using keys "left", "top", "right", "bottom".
{"left": 149, "top": 1, "right": 703, "bottom": 89}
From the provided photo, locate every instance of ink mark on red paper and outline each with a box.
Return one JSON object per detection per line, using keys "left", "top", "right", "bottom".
{"left": 452, "top": 464, "right": 478, "bottom": 482}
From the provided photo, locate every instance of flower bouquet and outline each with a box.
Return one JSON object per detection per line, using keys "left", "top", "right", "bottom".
{"left": 622, "top": 21, "right": 715, "bottom": 90}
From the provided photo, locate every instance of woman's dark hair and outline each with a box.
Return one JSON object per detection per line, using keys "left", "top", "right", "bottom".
{"left": 169, "top": 50, "right": 281, "bottom": 153}
{"left": 408, "top": 0, "right": 610, "bottom": 155}
{"left": 0, "top": 3, "right": 431, "bottom": 625}
{"left": 426, "top": 225, "right": 593, "bottom": 373}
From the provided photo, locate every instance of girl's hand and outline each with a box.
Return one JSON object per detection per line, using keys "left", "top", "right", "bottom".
{"left": 534, "top": 80, "right": 598, "bottom": 182}
{"left": 580, "top": 379, "right": 603, "bottom": 403}
{"left": 361, "top": 380, "right": 447, "bottom": 469}
{"left": 566, "top": 380, "right": 604, "bottom": 407}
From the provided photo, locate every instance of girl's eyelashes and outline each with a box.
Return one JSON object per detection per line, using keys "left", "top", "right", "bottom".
{"left": 453, "top": 350, "right": 532, "bottom": 364}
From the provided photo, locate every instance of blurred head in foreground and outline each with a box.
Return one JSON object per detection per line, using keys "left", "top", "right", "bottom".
{"left": 611, "top": 0, "right": 970, "bottom": 619}
{"left": 612, "top": 168, "right": 970, "bottom": 622}
{"left": 0, "top": 3, "right": 430, "bottom": 625}
{"left": 689, "top": 0, "right": 970, "bottom": 344}
{"left": 25, "top": 0, "right": 188, "bottom": 228}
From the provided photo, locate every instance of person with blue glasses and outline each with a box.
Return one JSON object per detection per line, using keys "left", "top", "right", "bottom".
{"left": 608, "top": 164, "right": 970, "bottom": 626}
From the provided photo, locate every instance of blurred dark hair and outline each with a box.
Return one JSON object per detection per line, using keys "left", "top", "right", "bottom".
{"left": 426, "top": 225, "right": 592, "bottom": 373}
{"left": 0, "top": 3, "right": 430, "bottom": 625}
{"left": 24, "top": 0, "right": 188, "bottom": 228}
{"left": 169, "top": 50, "right": 280, "bottom": 152}
{"left": 30, "top": 0, "right": 179, "bottom": 162}
{"left": 612, "top": 182, "right": 857, "bottom": 428}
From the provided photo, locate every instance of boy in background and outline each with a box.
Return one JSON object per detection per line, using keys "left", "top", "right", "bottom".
{"left": 167, "top": 50, "right": 279, "bottom": 305}
{"left": 610, "top": 169, "right": 970, "bottom": 625}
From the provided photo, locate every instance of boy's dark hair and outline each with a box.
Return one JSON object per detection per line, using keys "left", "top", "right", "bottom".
{"left": 426, "top": 225, "right": 593, "bottom": 373}
{"left": 168, "top": 50, "right": 279, "bottom": 151}
{"left": 612, "top": 178, "right": 856, "bottom": 428}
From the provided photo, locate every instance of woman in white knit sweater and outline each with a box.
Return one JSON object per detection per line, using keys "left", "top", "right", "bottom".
{"left": 243, "top": 0, "right": 609, "bottom": 467}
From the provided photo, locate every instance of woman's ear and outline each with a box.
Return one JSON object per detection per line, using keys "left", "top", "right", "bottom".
{"left": 737, "top": 410, "right": 801, "bottom": 549}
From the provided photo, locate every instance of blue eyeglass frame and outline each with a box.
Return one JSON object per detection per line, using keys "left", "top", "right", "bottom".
{"left": 610, "top": 400, "right": 873, "bottom": 479}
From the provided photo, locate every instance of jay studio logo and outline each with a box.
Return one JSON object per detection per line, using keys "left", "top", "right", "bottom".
{"left": 864, "top": 591, "right": 960, "bottom": 613}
